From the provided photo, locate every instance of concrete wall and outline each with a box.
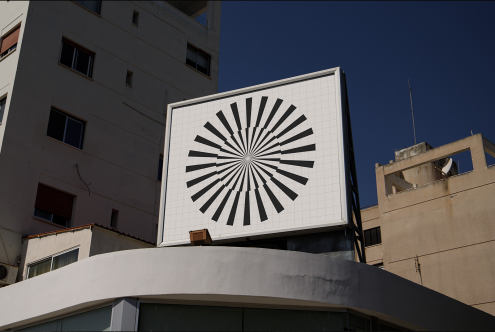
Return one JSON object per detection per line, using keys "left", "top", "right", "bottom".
{"left": 1, "top": 247, "right": 494, "bottom": 331}
{"left": 0, "top": 1, "right": 221, "bottom": 268}
{"left": 362, "top": 134, "right": 495, "bottom": 315}
{"left": 89, "top": 226, "right": 154, "bottom": 257}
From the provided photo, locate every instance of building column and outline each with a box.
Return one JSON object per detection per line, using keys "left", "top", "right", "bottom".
{"left": 110, "top": 297, "right": 138, "bottom": 331}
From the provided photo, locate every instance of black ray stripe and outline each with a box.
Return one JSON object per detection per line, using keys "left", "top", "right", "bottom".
{"left": 194, "top": 135, "right": 221, "bottom": 149}
{"left": 255, "top": 161, "right": 278, "bottom": 171}
{"left": 251, "top": 127, "right": 265, "bottom": 155}
{"left": 276, "top": 115, "right": 306, "bottom": 139}
{"left": 255, "top": 97, "right": 268, "bottom": 127}
{"left": 263, "top": 99, "right": 283, "bottom": 129}
{"left": 276, "top": 168, "right": 309, "bottom": 185}
{"left": 216, "top": 111, "right": 234, "bottom": 135}
{"left": 191, "top": 179, "right": 220, "bottom": 202}
{"left": 280, "top": 128, "right": 313, "bottom": 146}
{"left": 257, "top": 150, "right": 281, "bottom": 157}
{"left": 271, "top": 177, "right": 298, "bottom": 200}
{"left": 257, "top": 142, "right": 280, "bottom": 156}
{"left": 200, "top": 185, "right": 225, "bottom": 213}
{"left": 217, "top": 156, "right": 241, "bottom": 160}
{"left": 247, "top": 164, "right": 251, "bottom": 191}
{"left": 237, "top": 130, "right": 247, "bottom": 153}
{"left": 220, "top": 148, "right": 242, "bottom": 156}
{"left": 257, "top": 158, "right": 280, "bottom": 162}
{"left": 252, "top": 163, "right": 267, "bottom": 184}
{"left": 226, "top": 165, "right": 245, "bottom": 189}
{"left": 212, "top": 189, "right": 232, "bottom": 221}
{"left": 243, "top": 192, "right": 250, "bottom": 226}
{"left": 281, "top": 144, "right": 316, "bottom": 155}
{"left": 253, "top": 136, "right": 277, "bottom": 155}
{"left": 216, "top": 160, "right": 239, "bottom": 168}
{"left": 271, "top": 105, "right": 296, "bottom": 133}
{"left": 252, "top": 131, "right": 272, "bottom": 155}
{"left": 229, "top": 135, "right": 245, "bottom": 154}
{"left": 263, "top": 183, "right": 284, "bottom": 213}
{"left": 223, "top": 141, "right": 243, "bottom": 155}
{"left": 204, "top": 122, "right": 227, "bottom": 141}
{"left": 249, "top": 127, "right": 257, "bottom": 153}
{"left": 218, "top": 162, "right": 242, "bottom": 178}
{"left": 186, "top": 171, "right": 216, "bottom": 188}
{"left": 280, "top": 160, "right": 315, "bottom": 168}
{"left": 230, "top": 102, "right": 242, "bottom": 130}
{"left": 189, "top": 151, "right": 217, "bottom": 158}
{"left": 246, "top": 98, "right": 252, "bottom": 128}
{"left": 245, "top": 128, "right": 249, "bottom": 154}
{"left": 186, "top": 163, "right": 216, "bottom": 173}
{"left": 254, "top": 189, "right": 267, "bottom": 221}
{"left": 253, "top": 162, "right": 272, "bottom": 178}
{"left": 250, "top": 167, "right": 260, "bottom": 189}
{"left": 226, "top": 192, "right": 241, "bottom": 226}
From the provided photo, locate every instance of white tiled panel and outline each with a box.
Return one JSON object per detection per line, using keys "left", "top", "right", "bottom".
{"left": 161, "top": 73, "right": 346, "bottom": 245}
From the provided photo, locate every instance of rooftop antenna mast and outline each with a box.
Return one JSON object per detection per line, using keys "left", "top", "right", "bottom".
{"left": 408, "top": 79, "right": 417, "bottom": 145}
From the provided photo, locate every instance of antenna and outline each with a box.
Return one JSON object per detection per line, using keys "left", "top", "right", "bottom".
{"left": 408, "top": 79, "right": 417, "bottom": 145}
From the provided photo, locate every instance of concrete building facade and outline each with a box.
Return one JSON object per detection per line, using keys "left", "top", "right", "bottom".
{"left": 362, "top": 134, "right": 495, "bottom": 315}
{"left": 0, "top": 1, "right": 221, "bottom": 271}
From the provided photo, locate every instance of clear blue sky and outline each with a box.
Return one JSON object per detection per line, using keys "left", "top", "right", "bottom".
{"left": 217, "top": 1, "right": 495, "bottom": 207}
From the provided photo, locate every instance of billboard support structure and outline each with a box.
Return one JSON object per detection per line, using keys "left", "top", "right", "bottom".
{"left": 342, "top": 72, "right": 366, "bottom": 263}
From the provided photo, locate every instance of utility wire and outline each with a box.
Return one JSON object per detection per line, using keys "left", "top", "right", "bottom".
{"left": 76, "top": 164, "right": 91, "bottom": 196}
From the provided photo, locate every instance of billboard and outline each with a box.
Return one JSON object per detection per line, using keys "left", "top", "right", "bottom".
{"left": 158, "top": 68, "right": 351, "bottom": 247}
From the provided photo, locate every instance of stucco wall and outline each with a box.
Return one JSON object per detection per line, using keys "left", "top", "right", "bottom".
{"left": 362, "top": 134, "right": 495, "bottom": 315}
{"left": 0, "top": 1, "right": 221, "bottom": 267}
{"left": 1, "top": 247, "right": 494, "bottom": 331}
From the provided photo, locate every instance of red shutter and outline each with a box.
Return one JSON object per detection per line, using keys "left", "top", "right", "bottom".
{"left": 35, "top": 184, "right": 74, "bottom": 219}
{"left": 0, "top": 25, "right": 20, "bottom": 54}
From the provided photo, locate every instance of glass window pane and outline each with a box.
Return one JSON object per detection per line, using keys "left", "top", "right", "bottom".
{"left": 52, "top": 249, "right": 79, "bottom": 271}
{"left": 197, "top": 52, "right": 209, "bottom": 69}
{"left": 74, "top": 50, "right": 91, "bottom": 76}
{"left": 81, "top": 1, "right": 101, "bottom": 14}
{"left": 64, "top": 118, "right": 83, "bottom": 149}
{"left": 27, "top": 259, "right": 52, "bottom": 279}
{"left": 346, "top": 313, "right": 371, "bottom": 332}
{"left": 0, "top": 98, "right": 6, "bottom": 123}
{"left": 186, "top": 46, "right": 197, "bottom": 62}
{"left": 60, "top": 43, "right": 74, "bottom": 68}
{"left": 34, "top": 208, "right": 52, "bottom": 221}
{"left": 47, "top": 109, "right": 66, "bottom": 142}
{"left": 138, "top": 304, "right": 242, "bottom": 331}
{"left": 60, "top": 306, "right": 112, "bottom": 331}
{"left": 17, "top": 320, "right": 59, "bottom": 331}
{"left": 158, "top": 156, "right": 163, "bottom": 181}
{"left": 244, "top": 308, "right": 346, "bottom": 331}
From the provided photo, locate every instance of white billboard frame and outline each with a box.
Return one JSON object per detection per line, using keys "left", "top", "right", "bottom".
{"left": 157, "top": 67, "right": 352, "bottom": 247}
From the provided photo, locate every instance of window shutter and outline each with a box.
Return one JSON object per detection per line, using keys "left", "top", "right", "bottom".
{"left": 35, "top": 184, "right": 74, "bottom": 219}
{"left": 0, "top": 25, "right": 20, "bottom": 54}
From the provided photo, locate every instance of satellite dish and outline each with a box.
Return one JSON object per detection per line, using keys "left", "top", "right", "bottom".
{"left": 441, "top": 158, "right": 453, "bottom": 175}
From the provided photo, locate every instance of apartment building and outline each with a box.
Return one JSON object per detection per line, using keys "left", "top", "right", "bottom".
{"left": 0, "top": 1, "right": 221, "bottom": 273}
{"left": 362, "top": 134, "right": 495, "bottom": 315}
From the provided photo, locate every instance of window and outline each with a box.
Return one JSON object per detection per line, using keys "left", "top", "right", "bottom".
{"left": 47, "top": 108, "right": 85, "bottom": 149}
{"left": 27, "top": 248, "right": 79, "bottom": 279}
{"left": 158, "top": 154, "right": 163, "bottom": 181}
{"left": 111, "top": 209, "right": 119, "bottom": 229}
{"left": 126, "top": 70, "right": 133, "bottom": 86}
{"left": 59, "top": 38, "right": 94, "bottom": 78}
{"left": 0, "top": 25, "right": 20, "bottom": 58}
{"left": 132, "top": 10, "right": 139, "bottom": 25}
{"left": 186, "top": 44, "right": 210, "bottom": 76}
{"left": 165, "top": 1, "right": 207, "bottom": 26}
{"left": 364, "top": 227, "right": 382, "bottom": 247}
{"left": 74, "top": 0, "right": 101, "bottom": 15}
{"left": 0, "top": 97, "right": 6, "bottom": 123}
{"left": 34, "top": 183, "right": 75, "bottom": 227}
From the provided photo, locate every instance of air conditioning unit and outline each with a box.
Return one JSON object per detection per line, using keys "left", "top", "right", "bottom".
{"left": 0, "top": 263, "right": 18, "bottom": 286}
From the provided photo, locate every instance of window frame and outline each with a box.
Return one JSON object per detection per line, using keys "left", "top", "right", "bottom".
{"left": 0, "top": 96, "right": 6, "bottom": 124}
{"left": 132, "top": 10, "right": 139, "bottom": 26}
{"left": 58, "top": 38, "right": 95, "bottom": 78}
{"left": 47, "top": 107, "right": 86, "bottom": 150}
{"left": 364, "top": 227, "right": 382, "bottom": 247}
{"left": 73, "top": 0, "right": 102, "bottom": 15}
{"left": 26, "top": 247, "right": 80, "bottom": 279}
{"left": 185, "top": 43, "right": 211, "bottom": 77}
{"left": 126, "top": 70, "right": 133, "bottom": 87}
{"left": 158, "top": 154, "right": 164, "bottom": 182}
{"left": 0, "top": 24, "right": 21, "bottom": 59}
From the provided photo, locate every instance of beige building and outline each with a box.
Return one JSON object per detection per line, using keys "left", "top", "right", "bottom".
{"left": 0, "top": 1, "right": 221, "bottom": 274}
{"left": 362, "top": 133, "right": 495, "bottom": 315}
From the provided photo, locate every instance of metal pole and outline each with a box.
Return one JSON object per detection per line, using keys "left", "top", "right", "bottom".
{"left": 408, "top": 79, "right": 417, "bottom": 145}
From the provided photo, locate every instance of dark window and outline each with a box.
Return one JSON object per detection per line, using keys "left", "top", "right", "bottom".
{"left": 27, "top": 248, "right": 79, "bottom": 279}
{"left": 132, "top": 10, "right": 139, "bottom": 25}
{"left": 59, "top": 38, "right": 94, "bottom": 77}
{"left": 186, "top": 44, "right": 210, "bottom": 76}
{"left": 364, "top": 227, "right": 382, "bottom": 247}
{"left": 126, "top": 70, "right": 133, "bottom": 86}
{"left": 34, "top": 184, "right": 75, "bottom": 227}
{"left": 74, "top": 0, "right": 101, "bottom": 14}
{"left": 158, "top": 155, "right": 163, "bottom": 181}
{"left": 0, "top": 25, "right": 20, "bottom": 58}
{"left": 47, "top": 108, "right": 85, "bottom": 149}
{"left": 0, "top": 97, "right": 6, "bottom": 123}
{"left": 111, "top": 209, "right": 119, "bottom": 229}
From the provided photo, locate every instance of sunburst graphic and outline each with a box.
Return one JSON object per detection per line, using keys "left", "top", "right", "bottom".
{"left": 185, "top": 96, "right": 316, "bottom": 226}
